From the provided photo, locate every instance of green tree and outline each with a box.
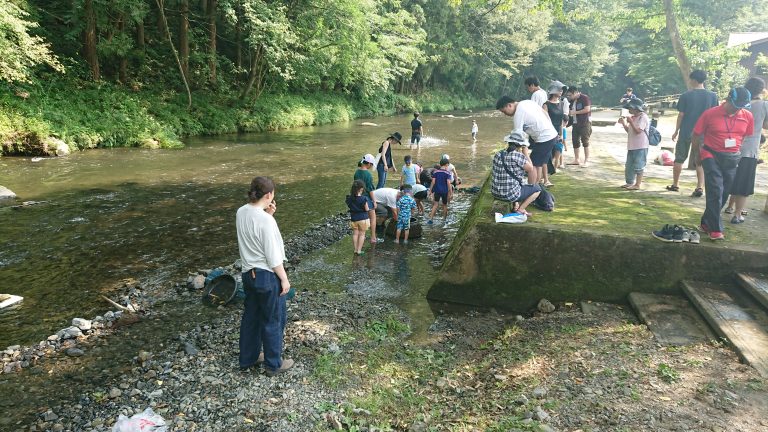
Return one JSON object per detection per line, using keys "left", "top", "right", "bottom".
{"left": 0, "top": 1, "right": 62, "bottom": 83}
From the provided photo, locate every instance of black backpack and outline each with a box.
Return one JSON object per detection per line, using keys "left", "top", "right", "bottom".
{"left": 533, "top": 187, "right": 555, "bottom": 211}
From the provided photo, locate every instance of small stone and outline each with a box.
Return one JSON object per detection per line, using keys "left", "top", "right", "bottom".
{"left": 47, "top": 335, "right": 59, "bottom": 342}
{"left": 149, "top": 389, "right": 163, "bottom": 398}
{"left": 184, "top": 342, "right": 199, "bottom": 356}
{"left": 535, "top": 406, "right": 550, "bottom": 421}
{"left": 65, "top": 348, "right": 84, "bottom": 357}
{"left": 532, "top": 387, "right": 547, "bottom": 399}
{"left": 327, "top": 343, "right": 340, "bottom": 354}
{"left": 537, "top": 299, "right": 555, "bottom": 314}
{"left": 534, "top": 425, "right": 556, "bottom": 432}
{"left": 515, "top": 395, "right": 529, "bottom": 405}
{"left": 130, "top": 389, "right": 142, "bottom": 397}
{"left": 108, "top": 388, "right": 122, "bottom": 399}
{"left": 138, "top": 351, "right": 152, "bottom": 363}
{"left": 104, "top": 311, "right": 115, "bottom": 321}
{"left": 42, "top": 411, "right": 58, "bottom": 422}
{"left": 514, "top": 315, "right": 525, "bottom": 322}
{"left": 51, "top": 424, "right": 64, "bottom": 432}
{"left": 71, "top": 318, "right": 92, "bottom": 331}
{"left": 61, "top": 326, "right": 83, "bottom": 339}
{"left": 191, "top": 275, "right": 206, "bottom": 290}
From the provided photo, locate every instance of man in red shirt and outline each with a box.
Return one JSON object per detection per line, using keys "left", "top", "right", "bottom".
{"left": 692, "top": 87, "right": 754, "bottom": 241}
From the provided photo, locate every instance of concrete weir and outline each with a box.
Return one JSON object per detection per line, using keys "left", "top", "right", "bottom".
{"left": 427, "top": 183, "right": 768, "bottom": 313}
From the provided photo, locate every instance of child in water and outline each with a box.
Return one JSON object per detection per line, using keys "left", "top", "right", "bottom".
{"left": 395, "top": 184, "right": 417, "bottom": 244}
{"left": 401, "top": 155, "right": 419, "bottom": 186}
{"left": 346, "top": 180, "right": 370, "bottom": 255}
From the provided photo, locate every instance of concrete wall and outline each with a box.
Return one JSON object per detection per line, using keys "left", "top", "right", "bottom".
{"left": 428, "top": 203, "right": 768, "bottom": 313}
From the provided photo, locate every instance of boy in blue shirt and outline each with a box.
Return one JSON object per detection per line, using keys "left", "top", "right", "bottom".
{"left": 395, "top": 184, "right": 417, "bottom": 244}
{"left": 427, "top": 158, "right": 453, "bottom": 225}
{"left": 401, "top": 155, "right": 419, "bottom": 186}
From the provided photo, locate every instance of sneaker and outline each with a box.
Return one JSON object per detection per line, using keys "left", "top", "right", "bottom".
{"left": 403, "top": 239, "right": 408, "bottom": 244}
{"left": 697, "top": 224, "right": 710, "bottom": 234}
{"left": 731, "top": 216, "right": 745, "bottom": 224}
{"left": 724, "top": 207, "right": 734, "bottom": 214}
{"left": 681, "top": 230, "right": 691, "bottom": 243}
{"left": 393, "top": 239, "right": 399, "bottom": 244}
{"left": 652, "top": 224, "right": 675, "bottom": 242}
{"left": 689, "top": 231, "right": 700, "bottom": 244}
{"left": 709, "top": 231, "right": 725, "bottom": 241}
{"left": 426, "top": 219, "right": 433, "bottom": 225}
{"left": 691, "top": 188, "right": 703, "bottom": 198}
{"left": 265, "top": 358, "right": 294, "bottom": 377}
{"left": 672, "top": 225, "right": 685, "bottom": 243}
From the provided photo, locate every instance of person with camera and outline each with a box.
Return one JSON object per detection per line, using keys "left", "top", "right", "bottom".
{"left": 618, "top": 99, "right": 650, "bottom": 190}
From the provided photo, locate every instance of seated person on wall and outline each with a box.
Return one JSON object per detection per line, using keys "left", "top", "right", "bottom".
{"left": 491, "top": 131, "right": 542, "bottom": 215}
{"left": 372, "top": 187, "right": 402, "bottom": 227}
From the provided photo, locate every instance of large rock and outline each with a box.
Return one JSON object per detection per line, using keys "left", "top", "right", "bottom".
{"left": 72, "top": 318, "right": 92, "bottom": 331}
{"left": 0, "top": 186, "right": 16, "bottom": 200}
{"left": 44, "top": 137, "right": 70, "bottom": 156}
{"left": 384, "top": 219, "right": 423, "bottom": 239}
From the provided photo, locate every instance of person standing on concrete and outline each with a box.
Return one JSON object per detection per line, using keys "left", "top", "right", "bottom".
{"left": 376, "top": 132, "right": 402, "bottom": 189}
{"left": 693, "top": 87, "right": 754, "bottom": 241}
{"left": 410, "top": 113, "right": 423, "bottom": 150}
{"left": 236, "top": 176, "right": 294, "bottom": 376}
{"left": 496, "top": 95, "right": 559, "bottom": 185}
{"left": 725, "top": 77, "right": 768, "bottom": 223}
{"left": 668, "top": 70, "right": 719, "bottom": 197}
{"left": 565, "top": 86, "right": 592, "bottom": 167}
{"left": 525, "top": 76, "right": 548, "bottom": 107}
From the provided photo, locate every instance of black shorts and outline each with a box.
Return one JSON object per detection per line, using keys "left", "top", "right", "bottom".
{"left": 433, "top": 192, "right": 449, "bottom": 204}
{"left": 530, "top": 137, "right": 557, "bottom": 167}
{"left": 730, "top": 157, "right": 757, "bottom": 196}
{"left": 414, "top": 190, "right": 428, "bottom": 200}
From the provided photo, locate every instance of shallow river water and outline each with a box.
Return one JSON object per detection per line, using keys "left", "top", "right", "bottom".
{"left": 0, "top": 109, "right": 512, "bottom": 349}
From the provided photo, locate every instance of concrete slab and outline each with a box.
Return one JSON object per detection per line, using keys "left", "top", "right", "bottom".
{"left": 682, "top": 280, "right": 768, "bottom": 377}
{"left": 736, "top": 272, "right": 768, "bottom": 311}
{"left": 628, "top": 292, "right": 716, "bottom": 346}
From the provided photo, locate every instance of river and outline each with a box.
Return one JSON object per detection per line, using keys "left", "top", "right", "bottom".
{"left": 0, "top": 109, "right": 512, "bottom": 350}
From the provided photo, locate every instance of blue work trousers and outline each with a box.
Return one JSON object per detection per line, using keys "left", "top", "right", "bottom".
{"left": 239, "top": 268, "right": 286, "bottom": 371}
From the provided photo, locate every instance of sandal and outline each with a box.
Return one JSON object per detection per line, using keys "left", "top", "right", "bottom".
{"left": 625, "top": 185, "right": 640, "bottom": 190}
{"left": 691, "top": 188, "right": 703, "bottom": 197}
{"left": 724, "top": 207, "right": 734, "bottom": 214}
{"left": 665, "top": 185, "right": 679, "bottom": 192}
{"left": 731, "top": 216, "right": 745, "bottom": 224}
{"left": 510, "top": 202, "right": 521, "bottom": 213}
{"left": 741, "top": 210, "right": 748, "bottom": 216}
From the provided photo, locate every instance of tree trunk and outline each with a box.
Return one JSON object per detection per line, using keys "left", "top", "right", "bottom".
{"left": 155, "top": 0, "right": 192, "bottom": 108}
{"left": 663, "top": 0, "right": 691, "bottom": 89}
{"left": 117, "top": 15, "right": 128, "bottom": 84}
{"left": 179, "top": 0, "right": 190, "bottom": 82}
{"left": 83, "top": 0, "right": 100, "bottom": 81}
{"left": 137, "top": 21, "right": 145, "bottom": 49}
{"left": 235, "top": 21, "right": 242, "bottom": 69}
{"left": 207, "top": 0, "right": 217, "bottom": 84}
{"left": 240, "top": 46, "right": 265, "bottom": 100}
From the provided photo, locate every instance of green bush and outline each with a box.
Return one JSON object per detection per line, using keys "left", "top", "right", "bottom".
{"left": 1, "top": 79, "right": 489, "bottom": 155}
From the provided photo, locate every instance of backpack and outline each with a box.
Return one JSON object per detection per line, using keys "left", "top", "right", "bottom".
{"left": 533, "top": 187, "right": 555, "bottom": 211}
{"left": 644, "top": 125, "right": 661, "bottom": 146}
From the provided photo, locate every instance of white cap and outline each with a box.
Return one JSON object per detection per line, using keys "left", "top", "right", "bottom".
{"left": 362, "top": 154, "right": 376, "bottom": 164}
{"left": 441, "top": 154, "right": 450, "bottom": 160}
{"left": 504, "top": 131, "right": 529, "bottom": 147}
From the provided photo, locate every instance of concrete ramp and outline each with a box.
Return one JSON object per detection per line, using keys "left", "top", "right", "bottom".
{"left": 628, "top": 292, "right": 715, "bottom": 346}
{"left": 682, "top": 280, "right": 768, "bottom": 377}
{"left": 736, "top": 272, "right": 768, "bottom": 311}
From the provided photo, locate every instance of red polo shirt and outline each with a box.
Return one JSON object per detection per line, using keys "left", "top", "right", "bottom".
{"left": 693, "top": 104, "right": 754, "bottom": 160}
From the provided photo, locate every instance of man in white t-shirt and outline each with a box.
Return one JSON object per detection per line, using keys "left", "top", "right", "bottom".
{"left": 525, "top": 76, "right": 548, "bottom": 108}
{"left": 496, "top": 95, "right": 559, "bottom": 185}
{"left": 236, "top": 176, "right": 294, "bottom": 376}
{"left": 372, "top": 187, "right": 402, "bottom": 226}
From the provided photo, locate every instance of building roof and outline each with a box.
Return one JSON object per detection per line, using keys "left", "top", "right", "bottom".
{"left": 727, "top": 32, "right": 768, "bottom": 48}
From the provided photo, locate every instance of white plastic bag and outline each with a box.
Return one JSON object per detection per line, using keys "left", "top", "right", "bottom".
{"left": 112, "top": 407, "right": 168, "bottom": 432}
{"left": 494, "top": 212, "right": 527, "bottom": 224}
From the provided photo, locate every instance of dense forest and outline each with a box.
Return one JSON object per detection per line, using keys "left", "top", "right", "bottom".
{"left": 1, "top": 0, "right": 766, "bottom": 153}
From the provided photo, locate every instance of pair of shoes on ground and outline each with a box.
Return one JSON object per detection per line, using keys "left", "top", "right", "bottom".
{"left": 620, "top": 184, "right": 640, "bottom": 190}
{"left": 664, "top": 185, "right": 703, "bottom": 197}
{"left": 696, "top": 223, "right": 725, "bottom": 241}
{"left": 652, "top": 224, "right": 700, "bottom": 244}
{"left": 354, "top": 251, "right": 365, "bottom": 255}
{"left": 240, "top": 355, "right": 295, "bottom": 376}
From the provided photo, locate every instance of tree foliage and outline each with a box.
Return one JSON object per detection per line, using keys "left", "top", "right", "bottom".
{"left": 0, "top": 1, "right": 62, "bottom": 83}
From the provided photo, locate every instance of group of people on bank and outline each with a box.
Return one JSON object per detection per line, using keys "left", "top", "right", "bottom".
{"left": 490, "top": 72, "right": 767, "bottom": 243}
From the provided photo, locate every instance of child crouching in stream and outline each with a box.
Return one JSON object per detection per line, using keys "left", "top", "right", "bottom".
{"left": 347, "top": 180, "right": 370, "bottom": 255}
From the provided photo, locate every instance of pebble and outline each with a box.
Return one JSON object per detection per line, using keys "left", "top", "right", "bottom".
{"left": 184, "top": 342, "right": 199, "bottom": 356}
{"left": 537, "top": 299, "right": 556, "bottom": 313}
{"left": 532, "top": 387, "right": 547, "bottom": 399}
{"left": 108, "top": 388, "right": 122, "bottom": 399}
{"left": 535, "top": 406, "right": 550, "bottom": 421}
{"left": 65, "top": 348, "right": 84, "bottom": 357}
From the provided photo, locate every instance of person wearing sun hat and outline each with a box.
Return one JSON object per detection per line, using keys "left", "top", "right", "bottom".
{"left": 375, "top": 132, "right": 402, "bottom": 189}
{"left": 490, "top": 132, "right": 541, "bottom": 215}
{"left": 692, "top": 86, "right": 754, "bottom": 241}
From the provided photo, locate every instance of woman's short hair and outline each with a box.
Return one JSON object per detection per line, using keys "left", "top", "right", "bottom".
{"left": 745, "top": 77, "right": 765, "bottom": 98}
{"left": 248, "top": 176, "right": 275, "bottom": 202}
